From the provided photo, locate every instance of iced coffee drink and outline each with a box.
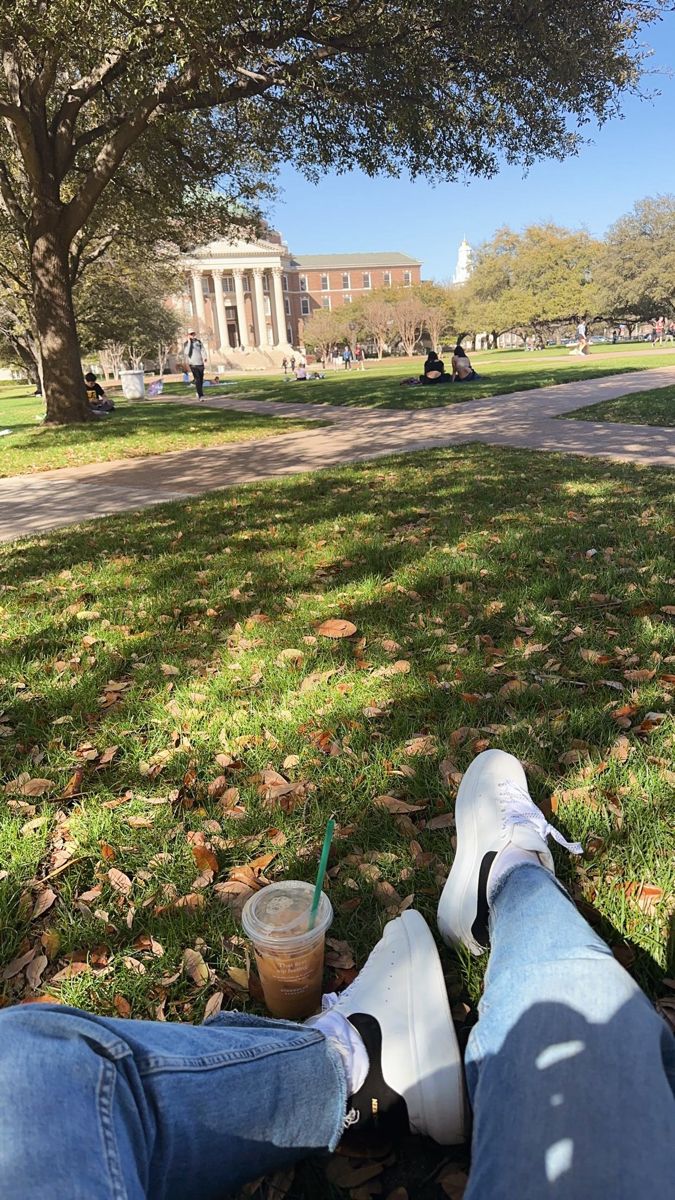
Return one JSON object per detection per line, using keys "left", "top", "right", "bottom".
{"left": 242, "top": 881, "right": 333, "bottom": 1019}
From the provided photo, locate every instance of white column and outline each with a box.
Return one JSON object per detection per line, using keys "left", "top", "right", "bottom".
{"left": 212, "top": 269, "right": 229, "bottom": 351}
{"left": 252, "top": 267, "right": 267, "bottom": 348}
{"left": 232, "top": 269, "right": 249, "bottom": 349}
{"left": 191, "top": 270, "right": 206, "bottom": 328}
{"left": 271, "top": 267, "right": 287, "bottom": 347}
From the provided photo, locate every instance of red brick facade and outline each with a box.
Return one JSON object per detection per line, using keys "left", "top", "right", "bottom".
{"left": 283, "top": 254, "right": 421, "bottom": 344}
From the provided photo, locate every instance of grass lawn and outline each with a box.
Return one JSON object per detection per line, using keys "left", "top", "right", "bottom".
{"left": 1, "top": 443, "right": 673, "bottom": 1197}
{"left": 564, "top": 382, "right": 675, "bottom": 427}
{"left": 182, "top": 348, "right": 675, "bottom": 410}
{"left": 0, "top": 383, "right": 317, "bottom": 478}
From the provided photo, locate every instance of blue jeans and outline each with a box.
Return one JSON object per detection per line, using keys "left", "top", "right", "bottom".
{"left": 1, "top": 867, "right": 673, "bottom": 1199}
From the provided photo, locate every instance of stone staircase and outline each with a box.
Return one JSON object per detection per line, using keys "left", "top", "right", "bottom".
{"left": 212, "top": 346, "right": 294, "bottom": 373}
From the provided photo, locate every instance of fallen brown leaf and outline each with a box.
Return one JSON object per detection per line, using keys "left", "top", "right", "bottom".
{"left": 60, "top": 767, "right": 85, "bottom": 800}
{"left": 316, "top": 618, "right": 357, "bottom": 639}
{"left": 183, "top": 948, "right": 210, "bottom": 986}
{"left": 51, "top": 960, "right": 91, "bottom": 983}
{"left": 213, "top": 879, "right": 258, "bottom": 916}
{"left": 13, "top": 777, "right": 53, "bottom": 797}
{"left": 624, "top": 881, "right": 664, "bottom": 916}
{"left": 25, "top": 954, "right": 48, "bottom": 990}
{"left": 624, "top": 668, "right": 656, "bottom": 683}
{"left": 2, "top": 947, "right": 37, "bottom": 980}
{"left": 439, "top": 757, "right": 463, "bottom": 788}
{"left": 203, "top": 990, "right": 224, "bottom": 1020}
{"left": 404, "top": 735, "right": 437, "bottom": 757}
{"left": 426, "top": 812, "right": 455, "bottom": 830}
{"left": 373, "top": 881, "right": 402, "bottom": 909}
{"left": 31, "top": 887, "right": 57, "bottom": 921}
{"left": 498, "top": 679, "right": 527, "bottom": 699}
{"left": 107, "top": 868, "right": 132, "bottom": 895}
{"left": 610, "top": 735, "right": 631, "bottom": 763}
{"left": 192, "top": 845, "right": 219, "bottom": 874}
{"left": 374, "top": 795, "right": 425, "bottom": 815}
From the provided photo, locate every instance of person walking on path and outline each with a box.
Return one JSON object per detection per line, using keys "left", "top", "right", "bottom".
{"left": 571, "top": 320, "right": 589, "bottom": 356}
{"left": 2, "top": 748, "right": 673, "bottom": 1200}
{"left": 342, "top": 344, "right": 353, "bottom": 370}
{"left": 655, "top": 316, "right": 665, "bottom": 346}
{"left": 354, "top": 344, "right": 366, "bottom": 371}
{"left": 182, "top": 330, "right": 207, "bottom": 400}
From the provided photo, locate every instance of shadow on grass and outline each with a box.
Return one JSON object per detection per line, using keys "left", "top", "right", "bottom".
{"left": 2, "top": 443, "right": 673, "bottom": 1197}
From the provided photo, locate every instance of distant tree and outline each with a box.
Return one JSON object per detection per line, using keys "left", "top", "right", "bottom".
{"left": 416, "top": 282, "right": 457, "bottom": 349}
{"left": 391, "top": 296, "right": 428, "bottom": 356}
{"left": 303, "top": 309, "right": 348, "bottom": 361}
{"left": 0, "top": 0, "right": 652, "bottom": 422}
{"left": 156, "top": 342, "right": 173, "bottom": 377}
{"left": 597, "top": 196, "right": 675, "bottom": 324}
{"left": 76, "top": 252, "right": 181, "bottom": 364}
{"left": 462, "top": 224, "right": 602, "bottom": 344}
{"left": 359, "top": 293, "right": 396, "bottom": 358}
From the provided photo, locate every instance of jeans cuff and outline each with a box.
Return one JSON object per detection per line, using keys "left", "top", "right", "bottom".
{"left": 489, "top": 861, "right": 570, "bottom": 909}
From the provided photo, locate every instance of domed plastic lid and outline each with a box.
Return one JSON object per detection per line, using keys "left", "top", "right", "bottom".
{"left": 242, "top": 880, "right": 333, "bottom": 948}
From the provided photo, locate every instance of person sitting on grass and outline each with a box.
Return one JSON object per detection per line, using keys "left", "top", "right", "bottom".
{"left": 84, "top": 371, "right": 114, "bottom": 415}
{"left": 420, "top": 349, "right": 452, "bottom": 385}
{"left": 451, "top": 344, "right": 479, "bottom": 382}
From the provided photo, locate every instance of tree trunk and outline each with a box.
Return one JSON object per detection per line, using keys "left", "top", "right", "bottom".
{"left": 30, "top": 225, "right": 91, "bottom": 424}
{"left": 12, "top": 337, "right": 41, "bottom": 390}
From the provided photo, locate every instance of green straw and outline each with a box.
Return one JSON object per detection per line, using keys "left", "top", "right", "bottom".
{"left": 308, "top": 817, "right": 335, "bottom": 930}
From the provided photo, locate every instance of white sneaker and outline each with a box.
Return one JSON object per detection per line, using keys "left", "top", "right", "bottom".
{"left": 328, "top": 910, "right": 466, "bottom": 1144}
{"left": 437, "top": 749, "right": 582, "bottom": 955}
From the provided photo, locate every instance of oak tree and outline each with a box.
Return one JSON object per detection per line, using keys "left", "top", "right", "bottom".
{"left": 0, "top": 0, "right": 653, "bottom": 421}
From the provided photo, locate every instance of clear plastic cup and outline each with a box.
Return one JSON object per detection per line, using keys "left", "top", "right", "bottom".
{"left": 242, "top": 881, "right": 333, "bottom": 1019}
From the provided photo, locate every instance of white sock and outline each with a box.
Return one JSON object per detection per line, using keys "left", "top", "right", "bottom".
{"left": 487, "top": 847, "right": 546, "bottom": 905}
{"left": 306, "top": 994, "right": 370, "bottom": 1096}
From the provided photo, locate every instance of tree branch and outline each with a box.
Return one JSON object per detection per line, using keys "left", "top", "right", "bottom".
{"left": 0, "top": 159, "right": 27, "bottom": 229}
{"left": 69, "top": 227, "right": 118, "bottom": 284}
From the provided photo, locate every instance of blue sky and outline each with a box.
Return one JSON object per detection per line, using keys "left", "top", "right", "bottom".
{"left": 267, "top": 11, "right": 675, "bottom": 280}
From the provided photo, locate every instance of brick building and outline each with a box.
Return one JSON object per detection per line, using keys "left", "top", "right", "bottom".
{"left": 286, "top": 252, "right": 422, "bottom": 335}
{"left": 176, "top": 233, "right": 422, "bottom": 369}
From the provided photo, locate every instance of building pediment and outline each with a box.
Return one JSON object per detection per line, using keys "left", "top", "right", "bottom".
{"left": 190, "top": 237, "right": 288, "bottom": 262}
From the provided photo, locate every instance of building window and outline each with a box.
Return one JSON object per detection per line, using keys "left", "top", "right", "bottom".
{"left": 301, "top": 297, "right": 310, "bottom": 316}
{"left": 284, "top": 298, "right": 291, "bottom": 315}
{"left": 264, "top": 296, "right": 272, "bottom": 316}
{"left": 403, "top": 270, "right": 412, "bottom": 286}
{"left": 262, "top": 274, "right": 270, "bottom": 292}
{"left": 299, "top": 275, "right": 307, "bottom": 292}
{"left": 223, "top": 276, "right": 235, "bottom": 293}
{"left": 383, "top": 271, "right": 391, "bottom": 287}
{"left": 243, "top": 274, "right": 251, "bottom": 291}
{"left": 282, "top": 274, "right": 289, "bottom": 291}
{"left": 320, "top": 273, "right": 329, "bottom": 291}
{"left": 322, "top": 295, "right": 331, "bottom": 310}
{"left": 343, "top": 294, "right": 352, "bottom": 304}
{"left": 362, "top": 272, "right": 371, "bottom": 289}
{"left": 342, "top": 272, "right": 350, "bottom": 290}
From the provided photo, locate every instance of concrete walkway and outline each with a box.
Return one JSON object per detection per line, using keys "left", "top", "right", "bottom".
{"left": 1, "top": 367, "right": 674, "bottom": 543}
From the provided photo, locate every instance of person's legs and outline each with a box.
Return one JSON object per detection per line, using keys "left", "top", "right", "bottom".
{"left": 0, "top": 912, "right": 465, "bottom": 1200}
{"left": 465, "top": 865, "right": 675, "bottom": 1199}
{"left": 437, "top": 749, "right": 675, "bottom": 1200}
{"left": 0, "top": 1004, "right": 346, "bottom": 1200}
{"left": 190, "top": 365, "right": 204, "bottom": 398}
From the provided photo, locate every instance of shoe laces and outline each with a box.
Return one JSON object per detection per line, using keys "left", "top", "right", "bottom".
{"left": 497, "top": 780, "right": 583, "bottom": 856}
